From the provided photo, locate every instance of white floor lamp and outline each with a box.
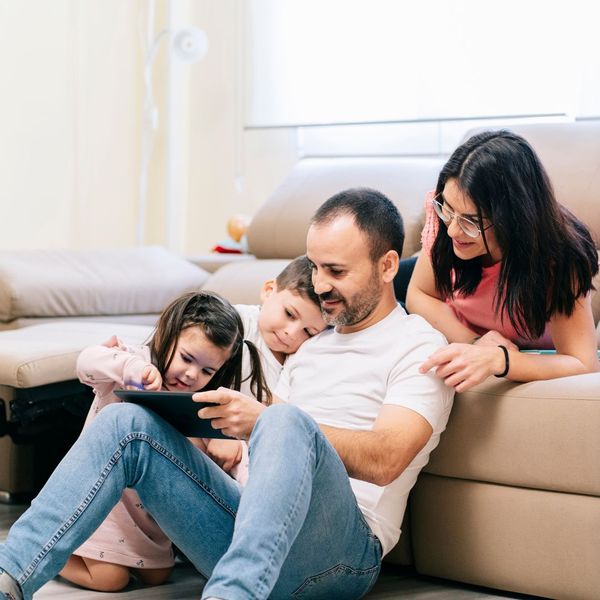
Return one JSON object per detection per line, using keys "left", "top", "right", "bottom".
{"left": 137, "top": 0, "right": 208, "bottom": 250}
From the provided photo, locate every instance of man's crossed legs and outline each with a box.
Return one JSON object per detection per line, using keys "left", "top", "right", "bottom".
{"left": 0, "top": 403, "right": 381, "bottom": 600}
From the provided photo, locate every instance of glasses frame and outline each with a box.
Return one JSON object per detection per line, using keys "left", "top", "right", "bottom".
{"left": 431, "top": 196, "right": 492, "bottom": 239}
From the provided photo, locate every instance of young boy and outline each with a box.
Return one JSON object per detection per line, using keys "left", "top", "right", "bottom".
{"left": 205, "top": 255, "right": 326, "bottom": 481}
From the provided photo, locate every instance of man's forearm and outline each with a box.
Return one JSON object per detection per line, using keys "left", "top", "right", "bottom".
{"left": 319, "top": 424, "right": 415, "bottom": 487}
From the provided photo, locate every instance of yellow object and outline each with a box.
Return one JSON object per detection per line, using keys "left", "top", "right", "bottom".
{"left": 227, "top": 214, "right": 251, "bottom": 242}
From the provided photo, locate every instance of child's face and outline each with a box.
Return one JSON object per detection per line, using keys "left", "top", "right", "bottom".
{"left": 164, "top": 326, "right": 232, "bottom": 392}
{"left": 258, "top": 282, "right": 326, "bottom": 357}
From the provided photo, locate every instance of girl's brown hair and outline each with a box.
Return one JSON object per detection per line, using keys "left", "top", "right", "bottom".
{"left": 149, "top": 291, "right": 272, "bottom": 404}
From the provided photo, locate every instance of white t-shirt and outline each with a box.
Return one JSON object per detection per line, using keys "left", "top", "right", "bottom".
{"left": 235, "top": 304, "right": 283, "bottom": 397}
{"left": 275, "top": 304, "right": 453, "bottom": 556}
{"left": 233, "top": 304, "right": 285, "bottom": 486}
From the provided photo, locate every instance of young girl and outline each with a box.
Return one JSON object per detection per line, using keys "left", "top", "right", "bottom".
{"left": 59, "top": 291, "right": 271, "bottom": 592}
{"left": 406, "top": 129, "right": 599, "bottom": 392}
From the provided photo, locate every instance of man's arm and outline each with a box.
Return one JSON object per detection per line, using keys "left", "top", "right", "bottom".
{"left": 320, "top": 405, "right": 432, "bottom": 487}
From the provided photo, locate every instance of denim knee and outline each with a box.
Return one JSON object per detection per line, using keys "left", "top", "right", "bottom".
{"left": 92, "top": 402, "right": 158, "bottom": 437}
{"left": 255, "top": 404, "right": 317, "bottom": 434}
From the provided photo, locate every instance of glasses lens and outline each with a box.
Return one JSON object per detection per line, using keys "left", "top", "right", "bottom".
{"left": 432, "top": 199, "right": 450, "bottom": 223}
{"left": 458, "top": 217, "right": 480, "bottom": 238}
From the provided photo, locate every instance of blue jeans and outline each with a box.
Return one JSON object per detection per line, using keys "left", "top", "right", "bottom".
{"left": 0, "top": 403, "right": 381, "bottom": 599}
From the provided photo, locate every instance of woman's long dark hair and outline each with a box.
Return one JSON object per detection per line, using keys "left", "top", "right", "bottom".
{"left": 431, "top": 130, "right": 598, "bottom": 340}
{"left": 149, "top": 291, "right": 272, "bottom": 404}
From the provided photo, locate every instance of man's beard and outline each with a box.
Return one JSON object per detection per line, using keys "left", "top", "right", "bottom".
{"left": 319, "top": 271, "right": 382, "bottom": 327}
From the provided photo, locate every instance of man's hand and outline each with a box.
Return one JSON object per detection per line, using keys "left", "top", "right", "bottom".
{"left": 205, "top": 439, "right": 244, "bottom": 472}
{"left": 193, "top": 387, "right": 266, "bottom": 440}
{"left": 141, "top": 365, "right": 162, "bottom": 391}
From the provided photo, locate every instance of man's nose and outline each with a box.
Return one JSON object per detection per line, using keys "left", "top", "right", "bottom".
{"left": 312, "top": 270, "right": 332, "bottom": 295}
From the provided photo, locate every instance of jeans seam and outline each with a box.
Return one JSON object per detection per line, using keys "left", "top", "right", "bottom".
{"left": 253, "top": 431, "right": 316, "bottom": 599}
{"left": 18, "top": 432, "right": 236, "bottom": 586}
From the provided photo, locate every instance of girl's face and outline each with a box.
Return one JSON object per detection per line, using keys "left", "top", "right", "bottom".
{"left": 441, "top": 178, "right": 502, "bottom": 265}
{"left": 163, "top": 326, "right": 232, "bottom": 392}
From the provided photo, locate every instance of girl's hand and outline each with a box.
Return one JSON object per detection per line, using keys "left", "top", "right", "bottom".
{"left": 474, "top": 330, "right": 519, "bottom": 352}
{"left": 187, "top": 437, "right": 208, "bottom": 453}
{"left": 419, "top": 343, "right": 508, "bottom": 392}
{"left": 142, "top": 365, "right": 162, "bottom": 391}
{"left": 205, "top": 439, "right": 243, "bottom": 473}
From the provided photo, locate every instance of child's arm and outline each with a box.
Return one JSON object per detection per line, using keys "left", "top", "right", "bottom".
{"left": 204, "top": 438, "right": 243, "bottom": 473}
{"left": 77, "top": 335, "right": 155, "bottom": 400}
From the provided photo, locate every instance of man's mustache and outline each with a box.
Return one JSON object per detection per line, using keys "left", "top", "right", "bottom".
{"left": 319, "top": 291, "right": 343, "bottom": 303}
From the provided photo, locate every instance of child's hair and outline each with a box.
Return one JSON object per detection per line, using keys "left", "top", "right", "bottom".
{"left": 431, "top": 129, "right": 598, "bottom": 339}
{"left": 275, "top": 255, "right": 320, "bottom": 306}
{"left": 150, "top": 291, "right": 272, "bottom": 404}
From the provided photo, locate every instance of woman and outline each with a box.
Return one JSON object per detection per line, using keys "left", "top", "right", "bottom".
{"left": 406, "top": 130, "right": 599, "bottom": 392}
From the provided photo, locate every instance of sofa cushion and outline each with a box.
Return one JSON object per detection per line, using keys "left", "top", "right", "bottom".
{"left": 247, "top": 157, "right": 444, "bottom": 260}
{"left": 0, "top": 322, "right": 153, "bottom": 388}
{"left": 425, "top": 373, "right": 600, "bottom": 496}
{"left": 203, "top": 259, "right": 292, "bottom": 305}
{"left": 0, "top": 246, "right": 208, "bottom": 322}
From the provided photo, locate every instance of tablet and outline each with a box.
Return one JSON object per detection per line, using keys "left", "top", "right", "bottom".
{"left": 113, "top": 389, "right": 233, "bottom": 439}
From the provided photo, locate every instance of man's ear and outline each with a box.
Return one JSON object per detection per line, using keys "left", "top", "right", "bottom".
{"left": 260, "top": 279, "right": 277, "bottom": 303}
{"left": 381, "top": 250, "right": 400, "bottom": 283}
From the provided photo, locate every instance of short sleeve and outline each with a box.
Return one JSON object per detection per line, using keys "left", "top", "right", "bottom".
{"left": 384, "top": 332, "right": 453, "bottom": 431}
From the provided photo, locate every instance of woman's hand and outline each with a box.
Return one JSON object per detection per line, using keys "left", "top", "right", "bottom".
{"left": 419, "top": 342, "right": 509, "bottom": 392}
{"left": 205, "top": 439, "right": 243, "bottom": 472}
{"left": 141, "top": 365, "right": 162, "bottom": 391}
{"left": 474, "top": 330, "right": 519, "bottom": 352}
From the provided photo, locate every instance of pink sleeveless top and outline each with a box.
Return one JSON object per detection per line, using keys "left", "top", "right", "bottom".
{"left": 421, "top": 193, "right": 553, "bottom": 349}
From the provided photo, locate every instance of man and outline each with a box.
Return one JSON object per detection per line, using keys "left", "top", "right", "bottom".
{"left": 0, "top": 188, "right": 453, "bottom": 600}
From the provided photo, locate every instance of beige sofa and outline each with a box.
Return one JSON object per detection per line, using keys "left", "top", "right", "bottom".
{"left": 203, "top": 121, "right": 600, "bottom": 600}
{"left": 0, "top": 246, "right": 209, "bottom": 501}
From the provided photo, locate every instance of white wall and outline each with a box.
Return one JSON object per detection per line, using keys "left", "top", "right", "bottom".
{"left": 0, "top": 1, "right": 142, "bottom": 251}
{"left": 1, "top": 1, "right": 598, "bottom": 255}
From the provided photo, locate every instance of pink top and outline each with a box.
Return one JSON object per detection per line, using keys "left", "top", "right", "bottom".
{"left": 421, "top": 196, "right": 553, "bottom": 349}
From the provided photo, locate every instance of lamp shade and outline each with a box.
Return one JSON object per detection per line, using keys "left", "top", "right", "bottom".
{"left": 171, "top": 27, "right": 208, "bottom": 63}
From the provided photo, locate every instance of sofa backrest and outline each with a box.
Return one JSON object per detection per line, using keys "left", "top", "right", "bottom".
{"left": 247, "top": 157, "right": 444, "bottom": 260}
{"left": 466, "top": 122, "right": 600, "bottom": 245}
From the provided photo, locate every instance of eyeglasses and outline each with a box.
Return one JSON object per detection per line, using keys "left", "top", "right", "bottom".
{"left": 431, "top": 197, "right": 492, "bottom": 238}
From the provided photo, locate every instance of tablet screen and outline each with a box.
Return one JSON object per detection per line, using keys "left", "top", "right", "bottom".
{"left": 114, "top": 389, "right": 233, "bottom": 439}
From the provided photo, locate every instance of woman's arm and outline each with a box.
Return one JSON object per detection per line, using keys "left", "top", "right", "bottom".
{"left": 420, "top": 295, "right": 599, "bottom": 391}
{"left": 406, "top": 252, "right": 479, "bottom": 343}
{"left": 507, "top": 294, "right": 599, "bottom": 381}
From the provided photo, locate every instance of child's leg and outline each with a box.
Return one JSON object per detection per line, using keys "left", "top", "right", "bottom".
{"left": 59, "top": 555, "right": 130, "bottom": 592}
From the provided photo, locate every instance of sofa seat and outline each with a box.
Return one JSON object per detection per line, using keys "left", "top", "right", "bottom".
{"left": 409, "top": 374, "right": 600, "bottom": 599}
{"left": 0, "top": 321, "right": 153, "bottom": 503}
{"left": 0, "top": 246, "right": 207, "bottom": 502}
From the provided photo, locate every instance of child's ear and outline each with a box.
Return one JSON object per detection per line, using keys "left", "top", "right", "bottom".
{"left": 260, "top": 279, "right": 277, "bottom": 303}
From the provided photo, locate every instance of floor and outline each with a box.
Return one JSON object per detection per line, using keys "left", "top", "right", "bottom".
{"left": 1, "top": 503, "right": 540, "bottom": 599}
